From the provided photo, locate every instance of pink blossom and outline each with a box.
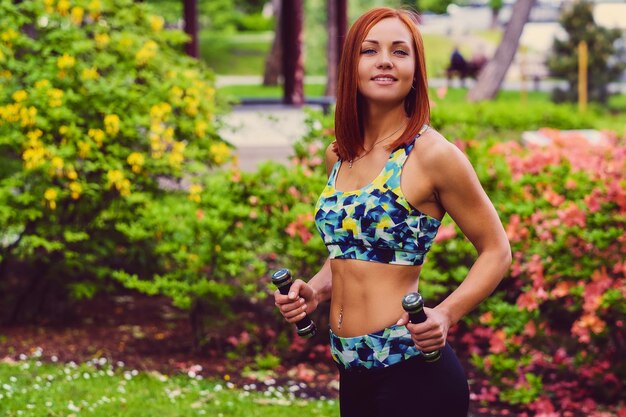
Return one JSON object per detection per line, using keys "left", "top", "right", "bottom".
{"left": 434, "top": 224, "right": 456, "bottom": 242}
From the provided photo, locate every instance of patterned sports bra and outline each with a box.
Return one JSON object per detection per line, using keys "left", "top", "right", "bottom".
{"left": 314, "top": 125, "right": 441, "bottom": 266}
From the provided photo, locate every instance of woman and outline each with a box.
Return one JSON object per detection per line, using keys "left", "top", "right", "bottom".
{"left": 274, "top": 7, "right": 511, "bottom": 417}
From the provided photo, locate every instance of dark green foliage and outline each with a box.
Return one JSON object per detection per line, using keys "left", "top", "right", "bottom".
{"left": 548, "top": 0, "right": 626, "bottom": 103}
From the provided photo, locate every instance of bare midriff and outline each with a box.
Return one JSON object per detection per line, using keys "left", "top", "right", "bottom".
{"left": 330, "top": 258, "right": 422, "bottom": 337}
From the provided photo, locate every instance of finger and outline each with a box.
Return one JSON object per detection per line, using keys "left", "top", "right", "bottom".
{"left": 396, "top": 312, "right": 409, "bottom": 326}
{"left": 288, "top": 280, "right": 306, "bottom": 300}
{"left": 285, "top": 309, "right": 308, "bottom": 323}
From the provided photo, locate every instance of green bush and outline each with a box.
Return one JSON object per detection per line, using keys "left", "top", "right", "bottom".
{"left": 0, "top": 0, "right": 226, "bottom": 321}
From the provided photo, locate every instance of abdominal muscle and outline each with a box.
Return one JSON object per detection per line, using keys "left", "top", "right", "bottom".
{"left": 329, "top": 258, "right": 422, "bottom": 337}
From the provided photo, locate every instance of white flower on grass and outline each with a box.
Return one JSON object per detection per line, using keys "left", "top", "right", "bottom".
{"left": 45, "top": 401, "right": 52, "bottom": 407}
{"left": 68, "top": 401, "right": 80, "bottom": 412}
{"left": 51, "top": 356, "right": 58, "bottom": 362}
{"left": 19, "top": 354, "right": 27, "bottom": 361}
{"left": 213, "top": 384, "right": 223, "bottom": 392}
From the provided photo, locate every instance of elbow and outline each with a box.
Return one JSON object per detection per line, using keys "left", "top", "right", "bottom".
{"left": 500, "top": 241, "right": 513, "bottom": 276}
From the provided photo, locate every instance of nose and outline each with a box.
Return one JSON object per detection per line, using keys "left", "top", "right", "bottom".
{"left": 376, "top": 51, "right": 393, "bottom": 69}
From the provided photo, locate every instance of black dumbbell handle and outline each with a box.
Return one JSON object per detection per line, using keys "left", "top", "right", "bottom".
{"left": 402, "top": 292, "right": 441, "bottom": 362}
{"left": 272, "top": 269, "right": 316, "bottom": 338}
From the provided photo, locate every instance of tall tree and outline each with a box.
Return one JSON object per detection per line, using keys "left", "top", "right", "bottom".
{"left": 263, "top": 0, "right": 282, "bottom": 86}
{"left": 548, "top": 0, "right": 626, "bottom": 104}
{"left": 467, "top": 0, "right": 535, "bottom": 102}
{"left": 183, "top": 0, "right": 199, "bottom": 58}
{"left": 281, "top": 0, "right": 304, "bottom": 105}
{"left": 325, "top": 0, "right": 348, "bottom": 97}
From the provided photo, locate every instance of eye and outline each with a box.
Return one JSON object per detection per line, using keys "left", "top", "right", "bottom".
{"left": 360, "top": 48, "right": 376, "bottom": 55}
{"left": 394, "top": 50, "right": 409, "bottom": 56}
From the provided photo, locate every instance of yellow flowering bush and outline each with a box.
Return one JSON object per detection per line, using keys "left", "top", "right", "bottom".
{"left": 0, "top": 0, "right": 229, "bottom": 321}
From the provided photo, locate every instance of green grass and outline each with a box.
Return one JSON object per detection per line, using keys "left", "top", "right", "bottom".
{"left": 200, "top": 32, "right": 272, "bottom": 76}
{"left": 0, "top": 359, "right": 338, "bottom": 417}
{"left": 218, "top": 83, "right": 327, "bottom": 99}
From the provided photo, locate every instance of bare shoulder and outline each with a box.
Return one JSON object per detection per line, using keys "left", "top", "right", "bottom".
{"left": 415, "top": 127, "right": 469, "bottom": 170}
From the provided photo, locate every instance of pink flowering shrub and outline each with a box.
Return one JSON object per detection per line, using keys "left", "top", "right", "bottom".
{"left": 295, "top": 111, "right": 625, "bottom": 414}
{"left": 427, "top": 129, "right": 625, "bottom": 415}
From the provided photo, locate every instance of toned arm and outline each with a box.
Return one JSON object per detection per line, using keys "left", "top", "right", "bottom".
{"left": 427, "top": 136, "right": 512, "bottom": 326}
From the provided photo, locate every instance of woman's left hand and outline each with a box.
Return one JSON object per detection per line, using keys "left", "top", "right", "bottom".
{"left": 396, "top": 307, "right": 450, "bottom": 352}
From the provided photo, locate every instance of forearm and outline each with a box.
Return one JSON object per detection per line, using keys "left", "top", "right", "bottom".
{"left": 308, "top": 258, "right": 333, "bottom": 304}
{"left": 435, "top": 246, "right": 511, "bottom": 326}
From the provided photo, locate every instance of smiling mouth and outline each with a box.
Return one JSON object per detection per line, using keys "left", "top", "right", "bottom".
{"left": 371, "top": 76, "right": 397, "bottom": 82}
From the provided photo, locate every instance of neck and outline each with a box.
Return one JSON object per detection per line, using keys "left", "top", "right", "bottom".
{"left": 362, "top": 103, "right": 407, "bottom": 147}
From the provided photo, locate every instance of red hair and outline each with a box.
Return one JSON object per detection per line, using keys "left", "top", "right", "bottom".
{"left": 334, "top": 7, "right": 430, "bottom": 162}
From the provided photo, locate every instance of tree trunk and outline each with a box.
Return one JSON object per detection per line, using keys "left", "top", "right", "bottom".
{"left": 467, "top": 0, "right": 535, "bottom": 101}
{"left": 325, "top": 0, "right": 348, "bottom": 97}
{"left": 263, "top": 0, "right": 282, "bottom": 86}
{"left": 281, "top": 0, "right": 304, "bottom": 105}
{"left": 183, "top": 0, "right": 199, "bottom": 58}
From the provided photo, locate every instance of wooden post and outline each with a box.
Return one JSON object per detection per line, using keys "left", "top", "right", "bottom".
{"left": 281, "top": 0, "right": 304, "bottom": 105}
{"left": 183, "top": 0, "right": 198, "bottom": 58}
{"left": 578, "top": 40, "right": 588, "bottom": 113}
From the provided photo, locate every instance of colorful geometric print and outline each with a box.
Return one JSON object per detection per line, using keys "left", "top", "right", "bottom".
{"left": 329, "top": 324, "right": 421, "bottom": 370}
{"left": 314, "top": 124, "right": 441, "bottom": 266}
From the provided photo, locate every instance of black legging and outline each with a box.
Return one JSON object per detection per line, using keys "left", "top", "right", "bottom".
{"left": 338, "top": 343, "right": 469, "bottom": 417}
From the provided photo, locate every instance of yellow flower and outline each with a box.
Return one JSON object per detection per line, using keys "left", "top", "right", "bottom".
{"left": 127, "top": 152, "right": 145, "bottom": 173}
{"left": 183, "top": 96, "right": 198, "bottom": 116}
{"left": 69, "top": 182, "right": 82, "bottom": 199}
{"left": 1, "top": 29, "right": 19, "bottom": 44}
{"left": 88, "top": 0, "right": 102, "bottom": 19}
{"left": 56, "top": 0, "right": 70, "bottom": 15}
{"left": 51, "top": 156, "right": 64, "bottom": 170}
{"left": 150, "top": 102, "right": 172, "bottom": 121}
{"left": 88, "top": 128, "right": 105, "bottom": 146}
{"left": 27, "top": 129, "right": 43, "bottom": 142}
{"left": 81, "top": 67, "right": 99, "bottom": 80}
{"left": 48, "top": 88, "right": 64, "bottom": 107}
{"left": 168, "top": 141, "right": 186, "bottom": 168}
{"left": 135, "top": 40, "right": 158, "bottom": 66}
{"left": 35, "top": 79, "right": 50, "bottom": 89}
{"left": 44, "top": 188, "right": 58, "bottom": 210}
{"left": 70, "top": 6, "right": 84, "bottom": 25}
{"left": 20, "top": 106, "right": 37, "bottom": 127}
{"left": 12, "top": 90, "right": 27, "bottom": 102}
{"left": 0, "top": 70, "right": 11, "bottom": 79}
{"left": 104, "top": 114, "right": 120, "bottom": 136}
{"left": 188, "top": 184, "right": 202, "bottom": 203}
{"left": 106, "top": 170, "right": 131, "bottom": 196}
{"left": 169, "top": 86, "right": 183, "bottom": 105}
{"left": 57, "top": 53, "right": 75, "bottom": 69}
{"left": 210, "top": 142, "right": 231, "bottom": 165}
{"left": 94, "top": 33, "right": 109, "bottom": 49}
{"left": 44, "top": 0, "right": 54, "bottom": 13}
{"left": 78, "top": 141, "right": 91, "bottom": 158}
{"left": 195, "top": 120, "right": 207, "bottom": 138}
{"left": 22, "top": 132, "right": 46, "bottom": 170}
{"left": 149, "top": 15, "right": 164, "bottom": 32}
{"left": 66, "top": 167, "right": 78, "bottom": 180}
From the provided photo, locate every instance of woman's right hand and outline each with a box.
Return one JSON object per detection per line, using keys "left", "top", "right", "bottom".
{"left": 274, "top": 279, "right": 318, "bottom": 323}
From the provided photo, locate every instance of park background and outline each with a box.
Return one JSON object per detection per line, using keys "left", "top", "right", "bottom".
{"left": 0, "top": 0, "right": 625, "bottom": 416}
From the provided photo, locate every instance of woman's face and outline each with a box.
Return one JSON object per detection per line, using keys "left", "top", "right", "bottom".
{"left": 357, "top": 17, "right": 416, "bottom": 106}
